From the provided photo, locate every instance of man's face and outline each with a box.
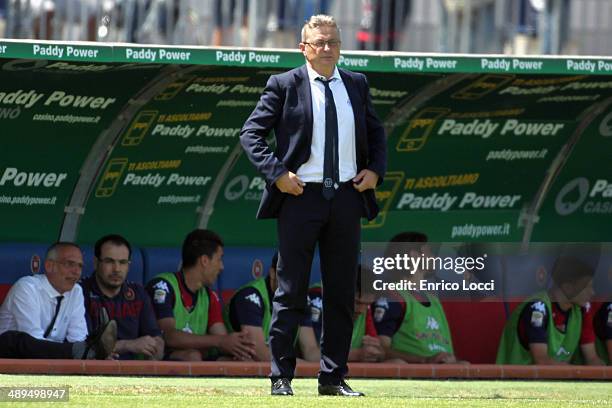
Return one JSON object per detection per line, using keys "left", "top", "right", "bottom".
{"left": 202, "top": 246, "right": 224, "bottom": 286}
{"left": 299, "top": 25, "right": 341, "bottom": 76}
{"left": 45, "top": 245, "right": 83, "bottom": 294}
{"left": 422, "top": 245, "right": 437, "bottom": 276}
{"left": 409, "top": 244, "right": 435, "bottom": 279}
{"left": 95, "top": 242, "right": 130, "bottom": 291}
{"left": 566, "top": 276, "right": 595, "bottom": 307}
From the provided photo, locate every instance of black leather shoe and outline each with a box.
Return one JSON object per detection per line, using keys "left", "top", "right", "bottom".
{"left": 318, "top": 380, "right": 364, "bottom": 397}
{"left": 271, "top": 378, "right": 293, "bottom": 396}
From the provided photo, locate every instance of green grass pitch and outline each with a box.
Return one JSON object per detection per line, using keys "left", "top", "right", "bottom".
{"left": 1, "top": 375, "right": 611, "bottom": 407}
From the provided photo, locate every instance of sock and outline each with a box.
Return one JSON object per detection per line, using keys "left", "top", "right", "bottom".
{"left": 72, "top": 341, "right": 94, "bottom": 360}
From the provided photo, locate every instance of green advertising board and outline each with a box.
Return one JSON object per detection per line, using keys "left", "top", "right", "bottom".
{"left": 0, "top": 56, "right": 163, "bottom": 242}
{"left": 532, "top": 106, "right": 612, "bottom": 242}
{"left": 0, "top": 39, "right": 611, "bottom": 246}
{"left": 77, "top": 66, "right": 284, "bottom": 245}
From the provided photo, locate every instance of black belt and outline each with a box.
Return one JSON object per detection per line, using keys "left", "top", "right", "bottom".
{"left": 303, "top": 180, "right": 354, "bottom": 190}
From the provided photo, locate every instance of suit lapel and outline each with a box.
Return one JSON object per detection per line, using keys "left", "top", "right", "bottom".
{"left": 295, "top": 65, "right": 313, "bottom": 147}
{"left": 339, "top": 69, "right": 366, "bottom": 152}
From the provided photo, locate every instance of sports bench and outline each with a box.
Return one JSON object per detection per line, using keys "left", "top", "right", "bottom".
{"left": 1, "top": 242, "right": 606, "bottom": 369}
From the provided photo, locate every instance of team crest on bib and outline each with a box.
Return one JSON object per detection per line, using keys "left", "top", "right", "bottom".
{"left": 125, "top": 287, "right": 135, "bottom": 301}
{"left": 531, "top": 311, "right": 544, "bottom": 327}
{"left": 154, "top": 289, "right": 167, "bottom": 304}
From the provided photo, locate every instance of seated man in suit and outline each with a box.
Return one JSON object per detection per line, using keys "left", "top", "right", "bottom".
{"left": 0, "top": 242, "right": 115, "bottom": 359}
{"left": 146, "top": 229, "right": 255, "bottom": 361}
{"left": 224, "top": 252, "right": 320, "bottom": 362}
{"left": 82, "top": 234, "right": 164, "bottom": 360}
{"left": 497, "top": 255, "right": 595, "bottom": 365}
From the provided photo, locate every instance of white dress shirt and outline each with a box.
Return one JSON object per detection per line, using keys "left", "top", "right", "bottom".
{"left": 296, "top": 64, "right": 357, "bottom": 183}
{"left": 0, "top": 274, "right": 88, "bottom": 343}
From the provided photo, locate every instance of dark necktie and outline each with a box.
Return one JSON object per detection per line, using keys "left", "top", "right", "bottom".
{"left": 44, "top": 295, "right": 64, "bottom": 338}
{"left": 316, "top": 77, "right": 339, "bottom": 200}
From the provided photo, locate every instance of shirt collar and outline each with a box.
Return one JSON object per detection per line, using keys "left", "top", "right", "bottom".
{"left": 306, "top": 64, "right": 340, "bottom": 83}
{"left": 41, "top": 274, "right": 62, "bottom": 298}
{"left": 177, "top": 270, "right": 196, "bottom": 296}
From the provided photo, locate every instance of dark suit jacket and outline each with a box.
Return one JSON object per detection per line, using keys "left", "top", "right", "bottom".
{"left": 239, "top": 64, "right": 387, "bottom": 220}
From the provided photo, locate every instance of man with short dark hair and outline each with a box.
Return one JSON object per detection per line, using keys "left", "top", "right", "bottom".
{"left": 594, "top": 302, "right": 612, "bottom": 364}
{"left": 497, "top": 255, "right": 595, "bottom": 365}
{"left": 0, "top": 242, "right": 115, "bottom": 359}
{"left": 82, "top": 234, "right": 164, "bottom": 360}
{"left": 374, "top": 232, "right": 461, "bottom": 364}
{"left": 224, "top": 252, "right": 320, "bottom": 362}
{"left": 572, "top": 301, "right": 609, "bottom": 365}
{"left": 146, "top": 229, "right": 255, "bottom": 361}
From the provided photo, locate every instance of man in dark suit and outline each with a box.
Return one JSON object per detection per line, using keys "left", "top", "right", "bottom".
{"left": 240, "top": 14, "right": 386, "bottom": 397}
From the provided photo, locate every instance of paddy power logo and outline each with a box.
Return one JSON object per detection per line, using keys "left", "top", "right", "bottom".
{"left": 555, "top": 177, "right": 612, "bottom": 215}
{"left": 600, "top": 111, "right": 612, "bottom": 137}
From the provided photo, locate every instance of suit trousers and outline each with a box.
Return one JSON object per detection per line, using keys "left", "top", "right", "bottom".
{"left": 0, "top": 330, "right": 75, "bottom": 359}
{"left": 270, "top": 181, "right": 362, "bottom": 384}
